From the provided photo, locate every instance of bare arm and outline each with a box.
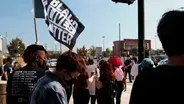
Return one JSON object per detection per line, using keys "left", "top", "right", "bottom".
{"left": 87, "top": 75, "right": 95, "bottom": 85}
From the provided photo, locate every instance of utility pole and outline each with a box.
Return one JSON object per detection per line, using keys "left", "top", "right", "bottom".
{"left": 111, "top": 0, "right": 145, "bottom": 63}
{"left": 5, "top": 32, "right": 8, "bottom": 53}
{"left": 138, "top": 0, "right": 145, "bottom": 63}
{"left": 102, "top": 36, "right": 105, "bottom": 52}
{"left": 54, "top": 42, "right": 57, "bottom": 52}
{"left": 155, "top": 35, "right": 157, "bottom": 50}
{"left": 44, "top": 44, "right": 48, "bottom": 50}
{"left": 119, "top": 23, "right": 122, "bottom": 58}
{"left": 119, "top": 23, "right": 121, "bottom": 41}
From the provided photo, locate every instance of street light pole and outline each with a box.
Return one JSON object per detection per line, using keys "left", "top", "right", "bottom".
{"left": 119, "top": 23, "right": 121, "bottom": 41}
{"left": 16, "top": 33, "right": 24, "bottom": 39}
{"left": 54, "top": 42, "right": 57, "bottom": 52}
{"left": 119, "top": 23, "right": 122, "bottom": 58}
{"left": 138, "top": 0, "right": 145, "bottom": 63}
{"left": 155, "top": 35, "right": 157, "bottom": 50}
{"left": 102, "top": 36, "right": 105, "bottom": 52}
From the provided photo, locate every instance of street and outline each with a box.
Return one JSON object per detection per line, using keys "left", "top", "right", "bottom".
{"left": 69, "top": 82, "right": 133, "bottom": 104}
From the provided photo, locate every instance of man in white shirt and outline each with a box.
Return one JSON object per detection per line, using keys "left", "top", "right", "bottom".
{"left": 131, "top": 58, "right": 155, "bottom": 80}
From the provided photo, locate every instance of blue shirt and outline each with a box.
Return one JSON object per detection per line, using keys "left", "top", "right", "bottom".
{"left": 30, "top": 72, "right": 68, "bottom": 104}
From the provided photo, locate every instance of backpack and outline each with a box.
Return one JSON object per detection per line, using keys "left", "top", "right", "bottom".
{"left": 114, "top": 66, "right": 124, "bottom": 81}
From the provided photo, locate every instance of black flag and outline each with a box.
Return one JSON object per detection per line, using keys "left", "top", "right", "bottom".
{"left": 41, "top": 0, "right": 85, "bottom": 50}
{"left": 34, "top": 0, "right": 45, "bottom": 18}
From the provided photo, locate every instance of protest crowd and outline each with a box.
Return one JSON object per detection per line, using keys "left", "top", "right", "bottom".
{"left": 1, "top": 0, "right": 184, "bottom": 104}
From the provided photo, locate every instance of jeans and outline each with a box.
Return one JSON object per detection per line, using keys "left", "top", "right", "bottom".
{"left": 116, "top": 81, "right": 124, "bottom": 104}
{"left": 89, "top": 95, "right": 96, "bottom": 104}
{"left": 73, "top": 88, "right": 90, "bottom": 104}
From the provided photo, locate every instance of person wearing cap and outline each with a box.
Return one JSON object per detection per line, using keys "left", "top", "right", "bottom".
{"left": 140, "top": 58, "right": 155, "bottom": 68}
{"left": 108, "top": 56, "right": 126, "bottom": 104}
{"left": 131, "top": 51, "right": 154, "bottom": 80}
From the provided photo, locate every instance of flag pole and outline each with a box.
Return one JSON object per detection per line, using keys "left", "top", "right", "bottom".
{"left": 32, "top": 0, "right": 39, "bottom": 45}
{"left": 60, "top": 43, "right": 62, "bottom": 54}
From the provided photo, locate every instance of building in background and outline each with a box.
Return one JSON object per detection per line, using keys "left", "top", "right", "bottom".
{"left": 113, "top": 40, "right": 123, "bottom": 57}
{"left": 113, "top": 39, "right": 151, "bottom": 57}
{"left": 2, "top": 35, "right": 8, "bottom": 54}
{"left": 0, "top": 34, "right": 9, "bottom": 57}
{"left": 0, "top": 35, "right": 3, "bottom": 51}
{"left": 96, "top": 47, "right": 102, "bottom": 56}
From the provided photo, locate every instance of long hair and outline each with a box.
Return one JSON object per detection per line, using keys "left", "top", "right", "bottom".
{"left": 100, "top": 62, "right": 116, "bottom": 81}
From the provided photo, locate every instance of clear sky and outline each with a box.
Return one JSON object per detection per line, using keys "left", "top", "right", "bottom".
{"left": 0, "top": 0, "right": 184, "bottom": 51}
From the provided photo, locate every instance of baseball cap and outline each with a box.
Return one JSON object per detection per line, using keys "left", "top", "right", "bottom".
{"left": 108, "top": 56, "right": 123, "bottom": 67}
{"left": 139, "top": 58, "right": 155, "bottom": 68}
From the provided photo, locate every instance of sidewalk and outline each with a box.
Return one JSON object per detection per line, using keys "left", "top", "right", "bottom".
{"left": 69, "top": 82, "right": 133, "bottom": 104}
{"left": 1, "top": 79, "right": 133, "bottom": 104}
{"left": 0, "top": 80, "right": 7, "bottom": 84}
{"left": 121, "top": 82, "right": 133, "bottom": 104}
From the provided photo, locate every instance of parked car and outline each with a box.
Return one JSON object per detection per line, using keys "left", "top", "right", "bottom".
{"left": 156, "top": 55, "right": 168, "bottom": 62}
{"left": 157, "top": 58, "right": 168, "bottom": 66}
{"left": 47, "top": 59, "right": 57, "bottom": 67}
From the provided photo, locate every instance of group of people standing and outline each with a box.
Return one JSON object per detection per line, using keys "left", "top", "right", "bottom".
{"left": 4, "top": 44, "right": 128, "bottom": 104}
{"left": 3, "top": 9, "right": 184, "bottom": 104}
{"left": 63, "top": 55, "right": 128, "bottom": 104}
{"left": 0, "top": 57, "right": 21, "bottom": 80}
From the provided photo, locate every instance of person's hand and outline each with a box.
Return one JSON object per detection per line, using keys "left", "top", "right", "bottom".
{"left": 96, "top": 81, "right": 103, "bottom": 89}
{"left": 93, "top": 75, "right": 97, "bottom": 80}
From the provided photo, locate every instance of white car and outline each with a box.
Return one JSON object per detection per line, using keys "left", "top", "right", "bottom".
{"left": 47, "top": 59, "right": 57, "bottom": 67}
{"left": 157, "top": 58, "right": 168, "bottom": 66}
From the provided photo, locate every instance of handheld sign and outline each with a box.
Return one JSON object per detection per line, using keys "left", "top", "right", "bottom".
{"left": 41, "top": 0, "right": 85, "bottom": 50}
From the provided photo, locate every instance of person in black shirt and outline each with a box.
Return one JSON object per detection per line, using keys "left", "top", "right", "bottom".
{"left": 124, "top": 55, "right": 133, "bottom": 83}
{"left": 96, "top": 62, "right": 117, "bottom": 104}
{"left": 130, "top": 10, "right": 184, "bottom": 104}
{"left": 4, "top": 57, "right": 13, "bottom": 76}
{"left": 6, "top": 44, "right": 47, "bottom": 104}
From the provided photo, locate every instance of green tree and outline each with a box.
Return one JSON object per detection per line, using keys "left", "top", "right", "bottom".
{"left": 47, "top": 53, "right": 60, "bottom": 59}
{"left": 89, "top": 46, "right": 96, "bottom": 58}
{"left": 77, "top": 46, "right": 88, "bottom": 57}
{"left": 131, "top": 45, "right": 138, "bottom": 56}
{"left": 106, "top": 48, "right": 112, "bottom": 56}
{"left": 7, "top": 38, "right": 25, "bottom": 57}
